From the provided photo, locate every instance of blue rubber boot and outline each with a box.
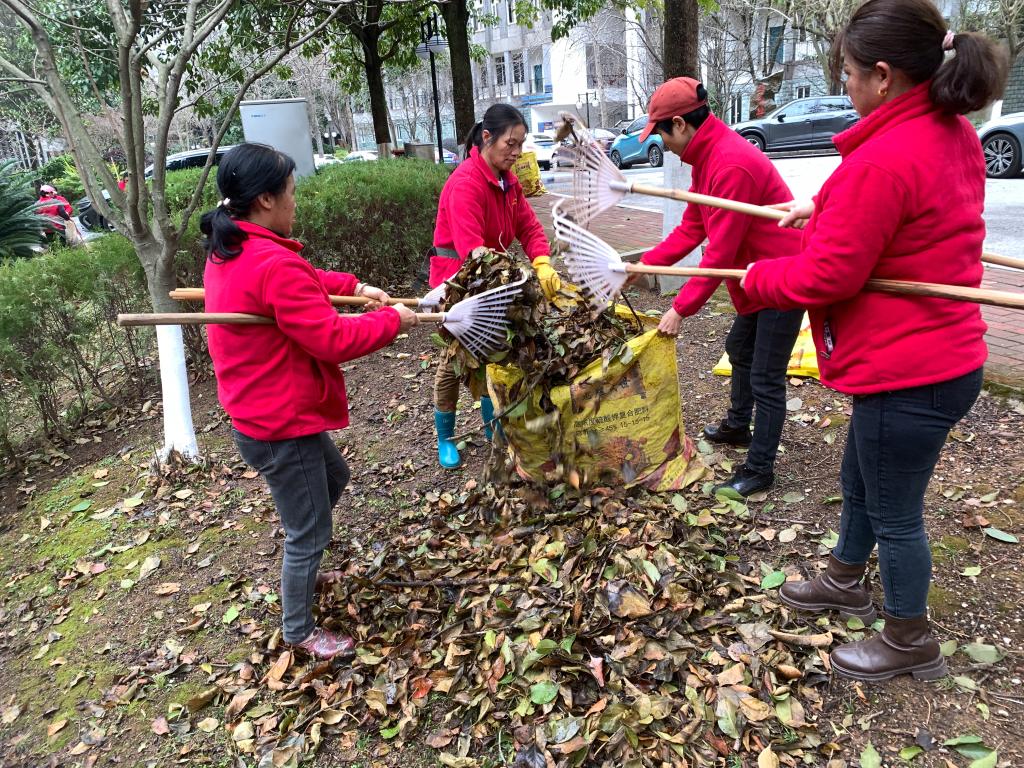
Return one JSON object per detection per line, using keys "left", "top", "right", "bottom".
{"left": 480, "top": 396, "right": 496, "bottom": 441}
{"left": 434, "top": 409, "right": 461, "bottom": 469}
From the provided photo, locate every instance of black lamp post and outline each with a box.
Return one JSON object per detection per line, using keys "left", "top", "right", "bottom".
{"left": 576, "top": 91, "right": 593, "bottom": 127}
{"left": 418, "top": 11, "right": 448, "bottom": 163}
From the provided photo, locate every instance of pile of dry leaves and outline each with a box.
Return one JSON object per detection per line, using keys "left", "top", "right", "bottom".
{"left": 185, "top": 478, "right": 860, "bottom": 768}
{"left": 438, "top": 249, "right": 647, "bottom": 390}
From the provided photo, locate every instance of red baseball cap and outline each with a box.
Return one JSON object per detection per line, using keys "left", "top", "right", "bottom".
{"left": 638, "top": 77, "right": 708, "bottom": 142}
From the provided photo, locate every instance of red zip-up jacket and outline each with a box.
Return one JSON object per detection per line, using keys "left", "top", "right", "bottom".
{"left": 743, "top": 82, "right": 987, "bottom": 395}
{"left": 38, "top": 194, "right": 72, "bottom": 230}
{"left": 205, "top": 221, "right": 402, "bottom": 440}
{"left": 641, "top": 115, "right": 801, "bottom": 317}
{"left": 430, "top": 146, "right": 549, "bottom": 287}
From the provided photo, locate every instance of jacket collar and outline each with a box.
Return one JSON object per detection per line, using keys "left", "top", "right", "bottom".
{"left": 833, "top": 80, "right": 936, "bottom": 158}
{"left": 681, "top": 113, "right": 728, "bottom": 166}
{"left": 236, "top": 220, "right": 304, "bottom": 253}
{"left": 469, "top": 146, "right": 513, "bottom": 191}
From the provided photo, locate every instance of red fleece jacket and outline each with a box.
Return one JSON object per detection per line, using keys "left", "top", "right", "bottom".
{"left": 204, "top": 221, "right": 401, "bottom": 440}
{"left": 641, "top": 114, "right": 801, "bottom": 317}
{"left": 743, "top": 82, "right": 988, "bottom": 395}
{"left": 430, "top": 146, "right": 549, "bottom": 287}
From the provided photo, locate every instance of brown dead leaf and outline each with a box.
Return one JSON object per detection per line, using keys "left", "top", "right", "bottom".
{"left": 225, "top": 688, "right": 258, "bottom": 721}
{"left": 961, "top": 512, "right": 990, "bottom": 529}
{"left": 153, "top": 582, "right": 181, "bottom": 596}
{"left": 605, "top": 580, "right": 652, "bottom": 618}
{"left": 47, "top": 718, "right": 68, "bottom": 738}
{"left": 425, "top": 728, "right": 459, "bottom": 748}
{"left": 151, "top": 717, "right": 169, "bottom": 736}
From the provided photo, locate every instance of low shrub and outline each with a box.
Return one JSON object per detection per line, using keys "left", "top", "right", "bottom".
{"left": 293, "top": 159, "right": 449, "bottom": 287}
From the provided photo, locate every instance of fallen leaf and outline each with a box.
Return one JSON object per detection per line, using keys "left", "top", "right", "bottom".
{"left": 151, "top": 717, "right": 169, "bottom": 736}
{"left": 197, "top": 717, "right": 219, "bottom": 733}
{"left": 47, "top": 718, "right": 68, "bottom": 738}
{"left": 138, "top": 555, "right": 161, "bottom": 579}
{"left": 153, "top": 582, "right": 180, "bottom": 595}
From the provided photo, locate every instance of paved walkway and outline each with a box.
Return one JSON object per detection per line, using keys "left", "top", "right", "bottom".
{"left": 529, "top": 193, "right": 1024, "bottom": 389}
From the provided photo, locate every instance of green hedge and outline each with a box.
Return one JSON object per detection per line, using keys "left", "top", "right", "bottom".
{"left": 293, "top": 159, "right": 449, "bottom": 287}
{"left": 0, "top": 159, "right": 451, "bottom": 460}
{"left": 0, "top": 236, "right": 149, "bottom": 462}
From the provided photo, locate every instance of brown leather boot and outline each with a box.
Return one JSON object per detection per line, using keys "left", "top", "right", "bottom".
{"left": 830, "top": 612, "right": 947, "bottom": 682}
{"left": 779, "top": 554, "right": 877, "bottom": 622}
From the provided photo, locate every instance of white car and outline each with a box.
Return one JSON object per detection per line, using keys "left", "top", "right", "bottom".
{"left": 342, "top": 150, "right": 379, "bottom": 162}
{"left": 314, "top": 153, "right": 342, "bottom": 169}
{"left": 523, "top": 133, "right": 556, "bottom": 170}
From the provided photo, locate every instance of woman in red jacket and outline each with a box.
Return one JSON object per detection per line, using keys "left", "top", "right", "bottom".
{"left": 742, "top": 0, "right": 1007, "bottom": 682}
{"left": 430, "top": 104, "right": 556, "bottom": 468}
{"left": 200, "top": 144, "right": 418, "bottom": 659}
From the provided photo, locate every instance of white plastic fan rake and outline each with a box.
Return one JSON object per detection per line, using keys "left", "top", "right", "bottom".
{"left": 120, "top": 276, "right": 528, "bottom": 359}
{"left": 560, "top": 139, "right": 1024, "bottom": 271}
{"left": 169, "top": 282, "right": 448, "bottom": 310}
{"left": 551, "top": 201, "right": 1024, "bottom": 311}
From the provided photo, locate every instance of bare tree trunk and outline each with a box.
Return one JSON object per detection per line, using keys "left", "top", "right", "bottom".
{"left": 363, "top": 42, "right": 393, "bottom": 154}
{"left": 663, "top": 0, "right": 700, "bottom": 79}
{"left": 440, "top": 0, "right": 475, "bottom": 147}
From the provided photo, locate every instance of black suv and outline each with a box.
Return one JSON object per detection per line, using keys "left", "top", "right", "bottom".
{"left": 731, "top": 96, "right": 859, "bottom": 152}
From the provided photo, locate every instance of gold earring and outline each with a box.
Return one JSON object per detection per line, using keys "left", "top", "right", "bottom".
{"left": 878, "top": 88, "right": 887, "bottom": 97}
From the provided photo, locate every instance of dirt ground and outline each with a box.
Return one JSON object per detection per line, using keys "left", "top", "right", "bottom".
{"left": 0, "top": 286, "right": 1022, "bottom": 768}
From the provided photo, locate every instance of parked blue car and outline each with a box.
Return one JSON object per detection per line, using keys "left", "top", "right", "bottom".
{"left": 609, "top": 114, "right": 664, "bottom": 169}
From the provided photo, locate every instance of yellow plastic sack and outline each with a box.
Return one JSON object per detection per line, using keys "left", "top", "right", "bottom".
{"left": 512, "top": 151, "right": 547, "bottom": 197}
{"left": 713, "top": 312, "right": 820, "bottom": 379}
{"left": 487, "top": 310, "right": 707, "bottom": 491}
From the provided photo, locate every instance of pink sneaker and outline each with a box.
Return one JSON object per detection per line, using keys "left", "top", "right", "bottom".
{"left": 293, "top": 627, "right": 356, "bottom": 660}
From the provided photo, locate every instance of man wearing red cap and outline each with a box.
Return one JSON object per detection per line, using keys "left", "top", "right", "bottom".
{"left": 636, "top": 77, "right": 803, "bottom": 497}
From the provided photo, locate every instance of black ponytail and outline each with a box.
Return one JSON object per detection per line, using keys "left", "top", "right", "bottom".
{"left": 462, "top": 103, "right": 528, "bottom": 159}
{"left": 199, "top": 143, "right": 297, "bottom": 263}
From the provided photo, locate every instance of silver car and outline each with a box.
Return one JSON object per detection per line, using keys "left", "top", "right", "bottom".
{"left": 731, "top": 96, "right": 858, "bottom": 152}
{"left": 978, "top": 111, "right": 1024, "bottom": 179}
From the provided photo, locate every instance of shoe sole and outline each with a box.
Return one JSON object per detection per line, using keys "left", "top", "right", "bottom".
{"left": 830, "top": 654, "right": 948, "bottom": 682}
{"left": 779, "top": 593, "right": 878, "bottom": 624}
{"left": 704, "top": 436, "right": 752, "bottom": 447}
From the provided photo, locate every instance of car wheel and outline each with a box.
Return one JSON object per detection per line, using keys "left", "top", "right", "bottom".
{"left": 742, "top": 133, "right": 766, "bottom": 152}
{"left": 647, "top": 144, "right": 663, "bottom": 167}
{"left": 540, "top": 161, "right": 550, "bottom": 170}
{"left": 983, "top": 133, "right": 1022, "bottom": 179}
{"left": 610, "top": 150, "right": 623, "bottom": 169}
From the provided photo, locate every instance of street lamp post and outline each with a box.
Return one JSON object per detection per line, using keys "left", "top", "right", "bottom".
{"left": 576, "top": 91, "right": 594, "bottom": 127}
{"left": 417, "top": 11, "right": 448, "bottom": 164}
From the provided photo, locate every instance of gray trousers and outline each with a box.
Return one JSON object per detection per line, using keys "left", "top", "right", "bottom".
{"left": 232, "top": 429, "right": 350, "bottom": 643}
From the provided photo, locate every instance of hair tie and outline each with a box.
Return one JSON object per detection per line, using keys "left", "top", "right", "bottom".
{"left": 942, "top": 31, "right": 956, "bottom": 51}
{"left": 219, "top": 198, "right": 231, "bottom": 208}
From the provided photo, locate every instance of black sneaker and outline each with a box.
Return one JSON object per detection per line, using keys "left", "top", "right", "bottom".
{"left": 703, "top": 420, "right": 752, "bottom": 447}
{"left": 713, "top": 464, "right": 774, "bottom": 497}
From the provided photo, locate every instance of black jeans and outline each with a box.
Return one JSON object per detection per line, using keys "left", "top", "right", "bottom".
{"left": 724, "top": 308, "right": 804, "bottom": 474}
{"left": 232, "top": 429, "right": 350, "bottom": 643}
{"left": 833, "top": 368, "right": 983, "bottom": 618}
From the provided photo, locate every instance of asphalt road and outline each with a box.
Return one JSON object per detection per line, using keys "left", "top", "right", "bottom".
{"left": 543, "top": 155, "right": 1023, "bottom": 258}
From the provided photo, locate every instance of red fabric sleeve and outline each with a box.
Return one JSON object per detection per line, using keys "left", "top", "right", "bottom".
{"left": 640, "top": 188, "right": 706, "bottom": 268}
{"left": 315, "top": 270, "right": 359, "bottom": 297}
{"left": 744, "top": 162, "right": 907, "bottom": 310}
{"left": 669, "top": 166, "right": 758, "bottom": 317}
{"left": 262, "top": 258, "right": 400, "bottom": 365}
{"left": 447, "top": 180, "right": 488, "bottom": 257}
{"left": 514, "top": 186, "right": 550, "bottom": 261}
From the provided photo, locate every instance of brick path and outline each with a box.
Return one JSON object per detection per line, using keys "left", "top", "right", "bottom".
{"left": 529, "top": 193, "right": 1024, "bottom": 389}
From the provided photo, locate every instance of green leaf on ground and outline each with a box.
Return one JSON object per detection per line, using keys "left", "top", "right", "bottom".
{"left": 982, "top": 527, "right": 1018, "bottom": 544}
{"left": 529, "top": 681, "right": 558, "bottom": 705}
{"left": 899, "top": 745, "right": 923, "bottom": 761}
{"left": 760, "top": 571, "right": 785, "bottom": 590}
{"left": 963, "top": 643, "right": 1003, "bottom": 664}
{"left": 860, "top": 742, "right": 882, "bottom": 768}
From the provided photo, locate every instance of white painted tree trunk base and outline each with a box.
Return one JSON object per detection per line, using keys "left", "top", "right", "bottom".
{"left": 155, "top": 325, "right": 200, "bottom": 461}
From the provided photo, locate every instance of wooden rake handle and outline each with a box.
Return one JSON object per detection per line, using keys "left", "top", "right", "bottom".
{"left": 168, "top": 288, "right": 424, "bottom": 308}
{"left": 626, "top": 183, "right": 1022, "bottom": 271}
{"left": 623, "top": 264, "right": 1024, "bottom": 310}
{"left": 118, "top": 312, "right": 445, "bottom": 327}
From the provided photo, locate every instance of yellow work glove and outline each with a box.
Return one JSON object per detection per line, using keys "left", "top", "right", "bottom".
{"left": 532, "top": 255, "right": 563, "bottom": 302}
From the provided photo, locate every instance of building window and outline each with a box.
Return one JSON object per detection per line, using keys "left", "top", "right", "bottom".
{"left": 796, "top": 85, "right": 811, "bottom": 99}
{"left": 495, "top": 55, "right": 506, "bottom": 87}
{"left": 512, "top": 52, "right": 525, "bottom": 84}
{"left": 767, "top": 26, "right": 784, "bottom": 67}
{"left": 507, "top": 0, "right": 515, "bottom": 25}
{"left": 728, "top": 93, "right": 745, "bottom": 124}
{"left": 533, "top": 63, "right": 544, "bottom": 93}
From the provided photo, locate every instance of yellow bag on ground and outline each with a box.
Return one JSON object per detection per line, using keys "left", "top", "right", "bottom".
{"left": 713, "top": 312, "right": 819, "bottom": 379}
{"left": 487, "top": 310, "right": 707, "bottom": 491}
{"left": 512, "top": 151, "right": 546, "bottom": 197}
